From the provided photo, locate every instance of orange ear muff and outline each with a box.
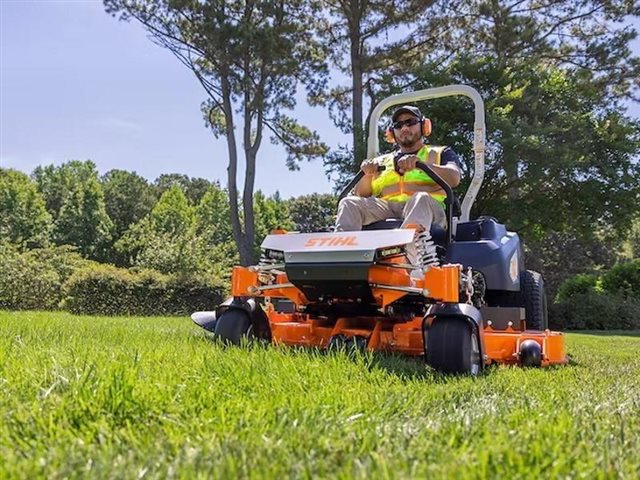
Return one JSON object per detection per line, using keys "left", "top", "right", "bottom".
{"left": 422, "top": 118, "right": 432, "bottom": 137}
{"left": 384, "top": 127, "right": 396, "bottom": 144}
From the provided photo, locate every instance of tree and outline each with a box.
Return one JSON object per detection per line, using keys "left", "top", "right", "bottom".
{"left": 116, "top": 185, "right": 235, "bottom": 275}
{"left": 0, "top": 169, "right": 52, "bottom": 249}
{"left": 448, "top": 0, "right": 640, "bottom": 99}
{"left": 53, "top": 173, "right": 113, "bottom": 259}
{"left": 32, "top": 160, "right": 100, "bottom": 220}
{"left": 195, "top": 183, "right": 233, "bottom": 245}
{"left": 116, "top": 185, "right": 194, "bottom": 269}
{"left": 31, "top": 160, "right": 113, "bottom": 258}
{"left": 104, "top": 0, "right": 329, "bottom": 265}
{"left": 620, "top": 215, "right": 640, "bottom": 260}
{"left": 287, "top": 193, "right": 337, "bottom": 232}
{"left": 154, "top": 173, "right": 212, "bottom": 205}
{"left": 253, "top": 190, "right": 295, "bottom": 256}
{"left": 101, "top": 169, "right": 157, "bottom": 239}
{"left": 149, "top": 185, "right": 196, "bottom": 235}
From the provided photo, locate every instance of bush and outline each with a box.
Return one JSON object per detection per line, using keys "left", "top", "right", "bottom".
{"left": 62, "top": 264, "right": 227, "bottom": 316}
{"left": 0, "top": 244, "right": 92, "bottom": 310}
{"left": 551, "top": 261, "right": 640, "bottom": 330}
{"left": 555, "top": 273, "right": 600, "bottom": 302}
{"left": 549, "top": 292, "right": 640, "bottom": 330}
{"left": 26, "top": 245, "right": 91, "bottom": 283}
{"left": 601, "top": 259, "right": 640, "bottom": 299}
{"left": 0, "top": 245, "right": 60, "bottom": 310}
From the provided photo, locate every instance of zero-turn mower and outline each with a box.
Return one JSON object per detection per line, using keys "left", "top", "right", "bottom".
{"left": 192, "top": 85, "right": 568, "bottom": 375}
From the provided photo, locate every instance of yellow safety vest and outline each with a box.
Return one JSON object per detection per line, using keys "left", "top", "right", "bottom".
{"left": 371, "top": 145, "right": 447, "bottom": 204}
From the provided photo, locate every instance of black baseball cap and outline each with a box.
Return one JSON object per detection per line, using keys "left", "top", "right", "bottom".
{"left": 392, "top": 105, "right": 423, "bottom": 122}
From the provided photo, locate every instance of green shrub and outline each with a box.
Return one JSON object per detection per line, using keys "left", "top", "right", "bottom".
{"left": 62, "top": 264, "right": 227, "bottom": 316}
{"left": 164, "top": 275, "right": 227, "bottom": 314}
{"left": 601, "top": 259, "right": 640, "bottom": 298}
{"left": 552, "top": 262, "right": 640, "bottom": 330}
{"left": 549, "top": 292, "right": 640, "bottom": 330}
{"left": 0, "top": 244, "right": 92, "bottom": 310}
{"left": 25, "top": 245, "right": 91, "bottom": 283}
{"left": 0, "top": 245, "right": 60, "bottom": 310}
{"left": 555, "top": 273, "right": 600, "bottom": 302}
{"left": 61, "top": 264, "right": 140, "bottom": 315}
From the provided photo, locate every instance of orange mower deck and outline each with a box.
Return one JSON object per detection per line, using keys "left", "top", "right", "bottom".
{"left": 230, "top": 263, "right": 568, "bottom": 369}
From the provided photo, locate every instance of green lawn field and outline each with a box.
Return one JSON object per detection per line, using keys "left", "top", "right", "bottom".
{"left": 1, "top": 311, "right": 639, "bottom": 479}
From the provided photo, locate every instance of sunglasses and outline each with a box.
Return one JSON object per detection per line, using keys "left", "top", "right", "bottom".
{"left": 392, "top": 118, "right": 420, "bottom": 130}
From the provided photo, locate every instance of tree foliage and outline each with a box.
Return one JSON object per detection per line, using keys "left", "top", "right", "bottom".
{"left": 154, "top": 173, "right": 212, "bottom": 205}
{"left": 32, "top": 161, "right": 99, "bottom": 219}
{"left": 149, "top": 186, "right": 196, "bottom": 236}
{"left": 32, "top": 161, "right": 113, "bottom": 258}
{"left": 101, "top": 169, "right": 157, "bottom": 239}
{"left": 195, "top": 184, "right": 232, "bottom": 245}
{"left": 0, "top": 169, "right": 52, "bottom": 249}
{"left": 253, "top": 191, "right": 295, "bottom": 257}
{"left": 287, "top": 193, "right": 337, "bottom": 232}
{"left": 55, "top": 188, "right": 112, "bottom": 259}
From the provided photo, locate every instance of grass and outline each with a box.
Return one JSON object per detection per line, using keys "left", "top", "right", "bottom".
{"left": 1, "top": 311, "right": 639, "bottom": 479}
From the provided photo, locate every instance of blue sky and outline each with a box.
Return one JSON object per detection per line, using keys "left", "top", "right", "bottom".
{"left": 1, "top": 2, "right": 638, "bottom": 199}
{"left": 0, "top": 0, "right": 345, "bottom": 198}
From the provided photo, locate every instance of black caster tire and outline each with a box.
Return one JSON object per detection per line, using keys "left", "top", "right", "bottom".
{"left": 426, "top": 318, "right": 482, "bottom": 375}
{"left": 214, "top": 309, "right": 251, "bottom": 345}
{"left": 519, "top": 339, "right": 542, "bottom": 367}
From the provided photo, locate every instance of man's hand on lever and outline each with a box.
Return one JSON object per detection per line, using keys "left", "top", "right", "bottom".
{"left": 355, "top": 159, "right": 382, "bottom": 197}
{"left": 360, "top": 158, "right": 380, "bottom": 175}
{"left": 396, "top": 155, "right": 419, "bottom": 175}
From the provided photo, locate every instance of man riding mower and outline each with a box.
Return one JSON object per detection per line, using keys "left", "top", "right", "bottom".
{"left": 192, "top": 85, "right": 568, "bottom": 375}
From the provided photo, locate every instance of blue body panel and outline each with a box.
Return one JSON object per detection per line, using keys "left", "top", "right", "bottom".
{"left": 445, "top": 218, "right": 524, "bottom": 291}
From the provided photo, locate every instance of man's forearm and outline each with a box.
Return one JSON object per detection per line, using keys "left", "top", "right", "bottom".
{"left": 427, "top": 164, "right": 461, "bottom": 188}
{"left": 355, "top": 174, "right": 375, "bottom": 196}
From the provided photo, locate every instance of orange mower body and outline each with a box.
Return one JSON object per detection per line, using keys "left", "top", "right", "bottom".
{"left": 194, "top": 227, "right": 568, "bottom": 375}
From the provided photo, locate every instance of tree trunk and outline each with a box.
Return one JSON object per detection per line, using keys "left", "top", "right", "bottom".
{"left": 242, "top": 92, "right": 257, "bottom": 266}
{"left": 350, "top": 0, "right": 364, "bottom": 171}
{"left": 221, "top": 77, "right": 248, "bottom": 264}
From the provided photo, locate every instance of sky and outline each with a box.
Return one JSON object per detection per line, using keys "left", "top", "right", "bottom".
{"left": 1, "top": 1, "right": 639, "bottom": 199}
{"left": 0, "top": 0, "right": 346, "bottom": 198}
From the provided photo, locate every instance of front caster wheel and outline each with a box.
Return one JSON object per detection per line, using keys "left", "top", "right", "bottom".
{"left": 426, "top": 318, "right": 482, "bottom": 375}
{"left": 214, "top": 309, "right": 251, "bottom": 345}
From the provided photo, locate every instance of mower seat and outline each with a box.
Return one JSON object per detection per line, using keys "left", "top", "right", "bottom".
{"left": 361, "top": 195, "right": 460, "bottom": 248}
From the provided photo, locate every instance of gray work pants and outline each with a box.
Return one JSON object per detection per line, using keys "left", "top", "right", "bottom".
{"left": 334, "top": 192, "right": 446, "bottom": 232}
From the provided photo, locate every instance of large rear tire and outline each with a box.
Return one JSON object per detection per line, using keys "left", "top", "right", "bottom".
{"left": 520, "top": 270, "right": 548, "bottom": 331}
{"left": 214, "top": 309, "right": 251, "bottom": 345}
{"left": 426, "top": 318, "right": 482, "bottom": 375}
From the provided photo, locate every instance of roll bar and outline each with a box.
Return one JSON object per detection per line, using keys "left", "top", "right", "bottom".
{"left": 366, "top": 85, "right": 486, "bottom": 223}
